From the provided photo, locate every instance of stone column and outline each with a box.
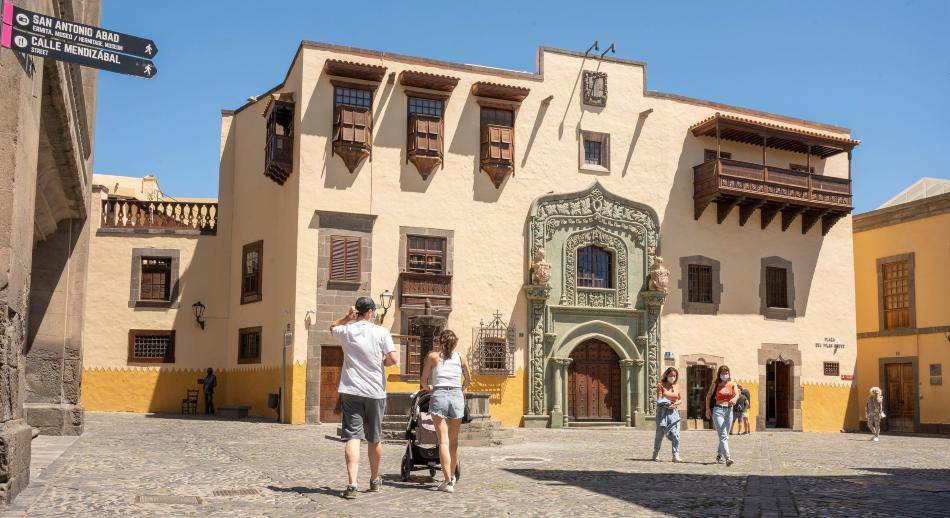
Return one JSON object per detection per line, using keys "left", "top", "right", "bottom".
{"left": 620, "top": 359, "right": 639, "bottom": 426}
{"left": 549, "top": 357, "right": 572, "bottom": 429}
{"left": 629, "top": 358, "right": 645, "bottom": 427}
{"left": 523, "top": 284, "right": 551, "bottom": 428}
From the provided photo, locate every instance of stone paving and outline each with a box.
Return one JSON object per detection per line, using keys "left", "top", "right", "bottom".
{"left": 4, "top": 413, "right": 949, "bottom": 517}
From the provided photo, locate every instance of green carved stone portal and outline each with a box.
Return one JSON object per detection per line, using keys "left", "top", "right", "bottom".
{"left": 524, "top": 182, "right": 663, "bottom": 428}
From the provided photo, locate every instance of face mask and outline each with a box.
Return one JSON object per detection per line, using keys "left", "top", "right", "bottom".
{"left": 720, "top": 374, "right": 730, "bottom": 382}
{"left": 667, "top": 376, "right": 677, "bottom": 383}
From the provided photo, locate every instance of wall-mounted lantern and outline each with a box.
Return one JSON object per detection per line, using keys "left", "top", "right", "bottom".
{"left": 192, "top": 301, "right": 206, "bottom": 330}
{"left": 378, "top": 289, "right": 394, "bottom": 325}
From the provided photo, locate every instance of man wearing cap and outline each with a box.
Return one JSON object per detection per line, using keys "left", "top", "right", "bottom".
{"left": 330, "top": 297, "right": 398, "bottom": 499}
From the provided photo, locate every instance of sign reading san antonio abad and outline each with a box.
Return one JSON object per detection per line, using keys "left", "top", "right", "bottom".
{"left": 7, "top": 26, "right": 156, "bottom": 78}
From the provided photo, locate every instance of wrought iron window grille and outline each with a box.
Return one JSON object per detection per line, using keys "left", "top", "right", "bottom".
{"left": 471, "top": 311, "right": 516, "bottom": 377}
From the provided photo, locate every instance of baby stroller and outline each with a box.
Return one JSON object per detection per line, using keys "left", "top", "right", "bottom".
{"left": 399, "top": 390, "right": 461, "bottom": 482}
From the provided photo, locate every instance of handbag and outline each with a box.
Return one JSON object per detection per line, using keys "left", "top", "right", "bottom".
{"left": 462, "top": 403, "right": 473, "bottom": 424}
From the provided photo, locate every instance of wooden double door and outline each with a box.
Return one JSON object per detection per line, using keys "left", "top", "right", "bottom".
{"left": 320, "top": 346, "right": 344, "bottom": 423}
{"left": 884, "top": 362, "right": 916, "bottom": 432}
{"left": 568, "top": 339, "right": 621, "bottom": 421}
{"left": 766, "top": 360, "right": 791, "bottom": 428}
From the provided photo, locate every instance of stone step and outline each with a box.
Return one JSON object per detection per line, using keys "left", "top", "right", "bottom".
{"left": 567, "top": 421, "right": 628, "bottom": 428}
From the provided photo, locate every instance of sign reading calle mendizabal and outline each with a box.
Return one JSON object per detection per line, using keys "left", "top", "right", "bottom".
{"left": 1, "top": 0, "right": 157, "bottom": 78}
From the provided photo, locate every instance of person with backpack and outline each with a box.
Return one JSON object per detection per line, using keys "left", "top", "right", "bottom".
{"left": 731, "top": 383, "right": 749, "bottom": 435}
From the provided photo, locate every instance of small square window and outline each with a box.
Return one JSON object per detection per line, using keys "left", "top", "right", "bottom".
{"left": 238, "top": 327, "right": 262, "bottom": 364}
{"left": 823, "top": 362, "right": 840, "bottom": 376}
{"left": 140, "top": 257, "right": 171, "bottom": 301}
{"left": 128, "top": 330, "right": 175, "bottom": 363}
{"left": 579, "top": 131, "right": 609, "bottom": 171}
{"left": 704, "top": 149, "right": 732, "bottom": 161}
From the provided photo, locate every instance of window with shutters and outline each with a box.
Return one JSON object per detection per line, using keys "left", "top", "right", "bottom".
{"left": 881, "top": 259, "right": 912, "bottom": 329}
{"left": 332, "top": 84, "right": 373, "bottom": 173}
{"left": 128, "top": 330, "right": 175, "bottom": 363}
{"left": 687, "top": 264, "right": 713, "bottom": 304}
{"left": 329, "top": 235, "right": 361, "bottom": 283}
{"left": 479, "top": 106, "right": 515, "bottom": 188}
{"left": 238, "top": 327, "right": 262, "bottom": 364}
{"left": 577, "top": 245, "right": 612, "bottom": 289}
{"left": 407, "top": 236, "right": 445, "bottom": 274}
{"left": 766, "top": 267, "right": 789, "bottom": 308}
{"left": 406, "top": 96, "right": 445, "bottom": 179}
{"left": 241, "top": 241, "right": 263, "bottom": 304}
{"left": 139, "top": 257, "right": 171, "bottom": 301}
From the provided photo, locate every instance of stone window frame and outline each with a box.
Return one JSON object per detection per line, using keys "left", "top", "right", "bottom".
{"left": 678, "top": 255, "right": 723, "bottom": 315}
{"left": 129, "top": 248, "right": 180, "bottom": 309}
{"left": 876, "top": 252, "right": 916, "bottom": 332}
{"left": 399, "top": 227, "right": 454, "bottom": 275}
{"left": 578, "top": 130, "right": 610, "bottom": 173}
{"left": 759, "top": 256, "right": 796, "bottom": 320}
{"left": 238, "top": 326, "right": 262, "bottom": 364}
{"left": 241, "top": 240, "right": 263, "bottom": 304}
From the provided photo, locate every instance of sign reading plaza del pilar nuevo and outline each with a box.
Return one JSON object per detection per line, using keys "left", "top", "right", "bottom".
{"left": 1, "top": 0, "right": 157, "bottom": 78}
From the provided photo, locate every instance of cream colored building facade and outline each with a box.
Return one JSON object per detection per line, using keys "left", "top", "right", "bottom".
{"left": 81, "top": 42, "right": 862, "bottom": 432}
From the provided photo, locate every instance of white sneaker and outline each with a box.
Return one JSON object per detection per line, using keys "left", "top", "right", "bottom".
{"left": 672, "top": 454, "right": 683, "bottom": 463}
{"left": 651, "top": 451, "right": 661, "bottom": 461}
{"left": 437, "top": 481, "right": 455, "bottom": 493}
{"left": 873, "top": 437, "right": 879, "bottom": 442}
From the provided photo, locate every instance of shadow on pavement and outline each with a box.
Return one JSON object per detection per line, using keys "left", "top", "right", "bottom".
{"left": 505, "top": 467, "right": 950, "bottom": 517}
{"left": 267, "top": 485, "right": 342, "bottom": 498}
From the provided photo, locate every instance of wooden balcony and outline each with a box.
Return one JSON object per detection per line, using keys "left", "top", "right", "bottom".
{"left": 399, "top": 272, "right": 452, "bottom": 309}
{"left": 265, "top": 133, "right": 293, "bottom": 184}
{"left": 694, "top": 158, "right": 852, "bottom": 235}
{"left": 100, "top": 199, "right": 218, "bottom": 234}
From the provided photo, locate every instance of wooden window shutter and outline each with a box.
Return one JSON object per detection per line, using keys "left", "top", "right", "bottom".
{"left": 330, "top": 235, "right": 361, "bottom": 282}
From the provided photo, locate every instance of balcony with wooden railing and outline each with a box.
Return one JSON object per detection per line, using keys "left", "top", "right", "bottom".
{"left": 690, "top": 113, "right": 860, "bottom": 235}
{"left": 100, "top": 198, "right": 218, "bottom": 235}
{"left": 399, "top": 272, "right": 452, "bottom": 309}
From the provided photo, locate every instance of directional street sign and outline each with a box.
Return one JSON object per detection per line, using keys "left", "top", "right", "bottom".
{"left": 2, "top": 0, "right": 157, "bottom": 59}
{"left": 2, "top": 25, "right": 157, "bottom": 79}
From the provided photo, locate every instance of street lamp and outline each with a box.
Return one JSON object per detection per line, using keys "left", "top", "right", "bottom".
{"left": 192, "top": 301, "right": 206, "bottom": 330}
{"left": 378, "top": 289, "right": 394, "bottom": 325}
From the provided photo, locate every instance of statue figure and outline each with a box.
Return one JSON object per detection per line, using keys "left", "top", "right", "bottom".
{"left": 648, "top": 256, "right": 671, "bottom": 294}
{"left": 530, "top": 247, "right": 551, "bottom": 285}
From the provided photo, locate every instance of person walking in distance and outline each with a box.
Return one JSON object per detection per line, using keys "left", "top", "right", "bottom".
{"left": 731, "top": 383, "right": 750, "bottom": 435}
{"left": 652, "top": 367, "right": 683, "bottom": 462}
{"left": 201, "top": 368, "right": 217, "bottom": 415}
{"left": 331, "top": 297, "right": 398, "bottom": 499}
{"left": 705, "top": 365, "right": 740, "bottom": 466}
{"left": 739, "top": 384, "right": 752, "bottom": 434}
{"left": 419, "top": 329, "right": 471, "bottom": 492}
{"left": 866, "top": 386, "right": 885, "bottom": 442}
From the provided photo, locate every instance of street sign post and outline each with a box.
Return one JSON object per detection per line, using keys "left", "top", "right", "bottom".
{"left": 2, "top": 0, "right": 156, "bottom": 58}
{"left": 2, "top": 25, "right": 157, "bottom": 78}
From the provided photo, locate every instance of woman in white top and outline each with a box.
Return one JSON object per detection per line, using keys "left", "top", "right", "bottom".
{"left": 420, "top": 329, "right": 471, "bottom": 493}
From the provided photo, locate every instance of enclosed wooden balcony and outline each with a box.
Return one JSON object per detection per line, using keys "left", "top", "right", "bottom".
{"left": 399, "top": 272, "right": 452, "bottom": 309}
{"left": 691, "top": 113, "right": 860, "bottom": 235}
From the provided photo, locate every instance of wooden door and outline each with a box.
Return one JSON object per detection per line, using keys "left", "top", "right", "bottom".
{"left": 320, "top": 346, "right": 344, "bottom": 423}
{"left": 568, "top": 340, "right": 621, "bottom": 421}
{"left": 687, "top": 365, "right": 712, "bottom": 430}
{"left": 885, "top": 362, "right": 915, "bottom": 432}
{"left": 775, "top": 361, "right": 791, "bottom": 428}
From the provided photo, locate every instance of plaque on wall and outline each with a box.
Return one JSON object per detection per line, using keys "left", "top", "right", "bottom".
{"left": 582, "top": 71, "right": 607, "bottom": 107}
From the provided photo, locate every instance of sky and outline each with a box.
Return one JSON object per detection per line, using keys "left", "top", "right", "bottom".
{"left": 94, "top": 0, "right": 950, "bottom": 213}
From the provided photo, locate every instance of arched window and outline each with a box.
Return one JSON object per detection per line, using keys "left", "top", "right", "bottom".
{"left": 577, "top": 245, "right": 612, "bottom": 288}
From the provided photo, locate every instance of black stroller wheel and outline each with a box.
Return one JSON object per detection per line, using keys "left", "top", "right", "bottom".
{"left": 428, "top": 467, "right": 436, "bottom": 478}
{"left": 400, "top": 451, "right": 412, "bottom": 482}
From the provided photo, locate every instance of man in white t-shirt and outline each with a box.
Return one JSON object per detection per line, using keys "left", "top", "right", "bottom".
{"left": 330, "top": 297, "right": 397, "bottom": 499}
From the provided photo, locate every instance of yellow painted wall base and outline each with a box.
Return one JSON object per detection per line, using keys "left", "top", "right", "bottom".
{"left": 81, "top": 363, "right": 307, "bottom": 424}
{"left": 802, "top": 383, "right": 860, "bottom": 432}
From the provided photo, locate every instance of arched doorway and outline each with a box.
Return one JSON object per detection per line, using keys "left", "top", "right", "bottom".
{"left": 568, "top": 339, "right": 621, "bottom": 421}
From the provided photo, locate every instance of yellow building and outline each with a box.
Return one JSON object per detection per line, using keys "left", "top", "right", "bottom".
{"left": 853, "top": 178, "right": 950, "bottom": 434}
{"left": 82, "top": 41, "right": 863, "bottom": 432}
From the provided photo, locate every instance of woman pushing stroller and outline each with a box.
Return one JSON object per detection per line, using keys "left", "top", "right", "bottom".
{"left": 419, "top": 329, "right": 471, "bottom": 493}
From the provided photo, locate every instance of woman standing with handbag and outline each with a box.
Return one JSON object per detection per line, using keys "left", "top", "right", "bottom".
{"left": 419, "top": 330, "right": 471, "bottom": 493}
{"left": 705, "top": 365, "right": 740, "bottom": 466}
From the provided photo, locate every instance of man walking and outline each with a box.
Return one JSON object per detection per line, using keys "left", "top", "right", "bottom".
{"left": 330, "top": 297, "right": 397, "bottom": 499}
{"left": 202, "top": 367, "right": 217, "bottom": 415}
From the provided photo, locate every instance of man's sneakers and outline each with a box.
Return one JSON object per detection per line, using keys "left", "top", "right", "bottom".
{"left": 340, "top": 485, "right": 358, "bottom": 499}
{"left": 368, "top": 477, "right": 383, "bottom": 492}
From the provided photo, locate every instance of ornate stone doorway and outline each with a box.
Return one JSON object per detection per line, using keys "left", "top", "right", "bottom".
{"left": 568, "top": 340, "right": 621, "bottom": 421}
{"left": 522, "top": 182, "right": 665, "bottom": 429}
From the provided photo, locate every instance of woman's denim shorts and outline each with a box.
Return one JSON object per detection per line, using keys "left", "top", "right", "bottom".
{"left": 429, "top": 387, "right": 464, "bottom": 419}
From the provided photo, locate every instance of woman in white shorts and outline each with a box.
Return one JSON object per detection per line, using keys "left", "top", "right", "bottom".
{"left": 420, "top": 329, "right": 471, "bottom": 493}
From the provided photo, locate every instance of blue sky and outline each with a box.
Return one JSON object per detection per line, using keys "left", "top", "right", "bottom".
{"left": 95, "top": 0, "right": 950, "bottom": 213}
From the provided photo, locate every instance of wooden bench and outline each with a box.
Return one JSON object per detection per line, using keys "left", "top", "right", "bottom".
{"left": 215, "top": 405, "right": 250, "bottom": 419}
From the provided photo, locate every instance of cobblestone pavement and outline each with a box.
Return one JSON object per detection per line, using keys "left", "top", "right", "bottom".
{"left": 4, "top": 413, "right": 949, "bottom": 517}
